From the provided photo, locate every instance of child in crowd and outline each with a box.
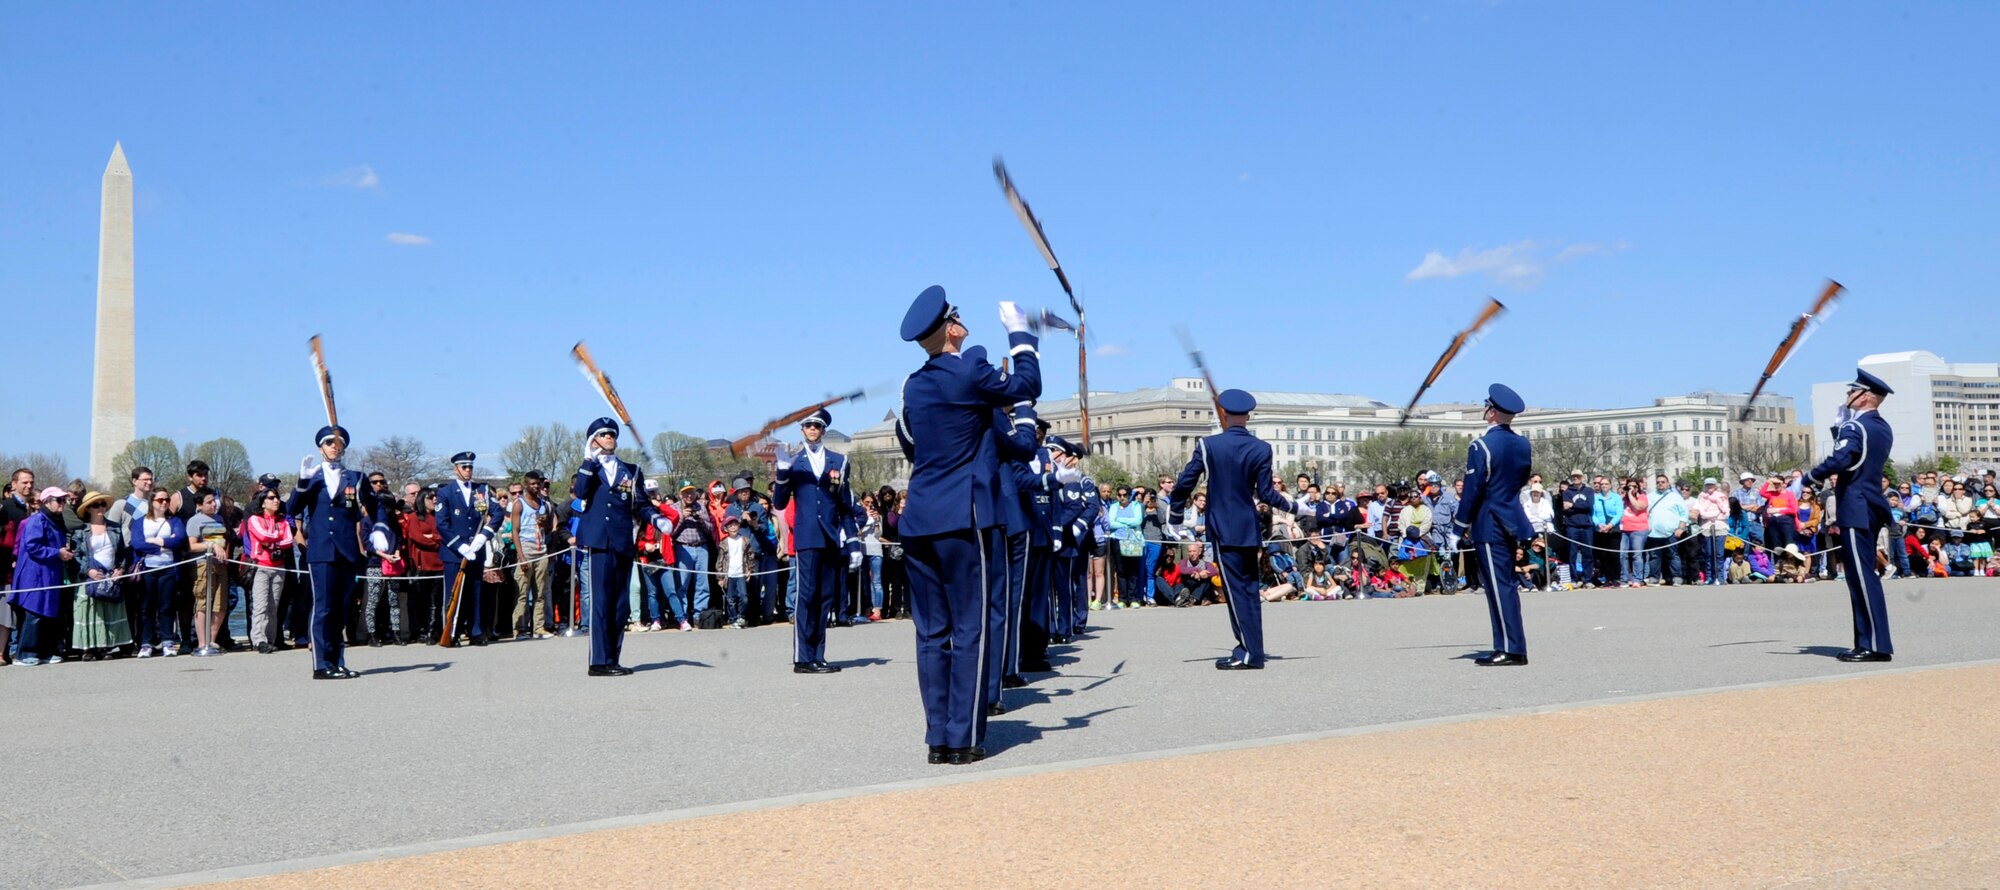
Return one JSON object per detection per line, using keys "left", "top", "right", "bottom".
{"left": 183, "top": 491, "right": 230, "bottom": 657}
{"left": 1374, "top": 561, "right": 1408, "bottom": 598}
{"left": 1341, "top": 556, "right": 1371, "bottom": 599}
{"left": 1747, "top": 547, "right": 1775, "bottom": 581}
{"left": 1904, "top": 529, "right": 1930, "bottom": 576}
{"left": 721, "top": 517, "right": 749, "bottom": 627}
{"left": 1301, "top": 560, "right": 1336, "bottom": 600}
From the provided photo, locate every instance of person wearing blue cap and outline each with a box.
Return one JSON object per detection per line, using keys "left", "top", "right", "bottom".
{"left": 437, "top": 451, "right": 504, "bottom": 645}
{"left": 1804, "top": 368, "right": 1897, "bottom": 661}
{"left": 1168, "top": 388, "right": 1299, "bottom": 669}
{"left": 1045, "top": 434, "right": 1096, "bottom": 647}
{"left": 772, "top": 407, "right": 860, "bottom": 673}
{"left": 1017, "top": 418, "right": 1074, "bottom": 674}
{"left": 1454, "top": 383, "right": 1536, "bottom": 666}
{"left": 289, "top": 424, "right": 375, "bottom": 679}
{"left": 572, "top": 417, "right": 647, "bottom": 676}
{"left": 895, "top": 285, "right": 1042, "bottom": 764}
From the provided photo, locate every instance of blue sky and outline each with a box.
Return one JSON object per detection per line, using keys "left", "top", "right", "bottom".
{"left": 3, "top": 1, "right": 1995, "bottom": 475}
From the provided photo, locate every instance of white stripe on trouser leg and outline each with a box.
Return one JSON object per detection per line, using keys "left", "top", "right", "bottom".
{"left": 975, "top": 531, "right": 990, "bottom": 742}
{"left": 1846, "top": 528, "right": 1874, "bottom": 648}
{"left": 1216, "top": 549, "right": 1241, "bottom": 661}
{"left": 1481, "top": 542, "right": 1506, "bottom": 653}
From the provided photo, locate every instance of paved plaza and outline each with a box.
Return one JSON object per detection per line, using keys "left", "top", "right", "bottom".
{"left": 10, "top": 578, "right": 1999, "bottom": 888}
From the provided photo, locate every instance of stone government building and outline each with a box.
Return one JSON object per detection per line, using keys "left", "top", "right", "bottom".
{"left": 847, "top": 377, "right": 1810, "bottom": 487}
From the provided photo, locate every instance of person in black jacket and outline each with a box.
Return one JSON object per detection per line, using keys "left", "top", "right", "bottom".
{"left": 1559, "top": 472, "right": 1596, "bottom": 587}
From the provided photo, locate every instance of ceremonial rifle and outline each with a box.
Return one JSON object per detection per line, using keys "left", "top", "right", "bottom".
{"left": 1742, "top": 280, "right": 1845, "bottom": 422}
{"left": 1399, "top": 298, "right": 1506, "bottom": 427}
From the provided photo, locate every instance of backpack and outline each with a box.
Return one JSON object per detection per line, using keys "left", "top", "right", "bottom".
{"left": 1912, "top": 502, "right": 1940, "bottom": 525}
{"left": 695, "top": 608, "right": 728, "bottom": 630}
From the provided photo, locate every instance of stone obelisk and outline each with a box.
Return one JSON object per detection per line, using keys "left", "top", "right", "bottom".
{"left": 89, "top": 143, "right": 135, "bottom": 486}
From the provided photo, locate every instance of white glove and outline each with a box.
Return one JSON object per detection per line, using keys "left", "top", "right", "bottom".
{"left": 585, "top": 444, "right": 604, "bottom": 460}
{"left": 1056, "top": 463, "right": 1083, "bottom": 485}
{"left": 470, "top": 533, "right": 489, "bottom": 552}
{"left": 849, "top": 551, "right": 863, "bottom": 570}
{"left": 456, "top": 543, "right": 479, "bottom": 561}
{"left": 299, "top": 455, "right": 320, "bottom": 479}
{"left": 999, "top": 301, "right": 1030, "bottom": 334}
{"left": 772, "top": 442, "right": 794, "bottom": 471}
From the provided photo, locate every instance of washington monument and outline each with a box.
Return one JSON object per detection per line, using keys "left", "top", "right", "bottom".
{"left": 89, "top": 143, "right": 135, "bottom": 485}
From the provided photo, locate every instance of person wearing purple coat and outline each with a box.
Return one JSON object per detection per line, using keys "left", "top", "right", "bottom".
{"left": 11, "top": 487, "right": 76, "bottom": 665}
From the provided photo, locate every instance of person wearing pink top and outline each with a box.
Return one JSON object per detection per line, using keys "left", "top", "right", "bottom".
{"left": 1762, "top": 476, "right": 1799, "bottom": 552}
{"left": 1691, "top": 478, "right": 1732, "bottom": 585}
{"left": 241, "top": 490, "right": 296, "bottom": 653}
{"left": 1618, "top": 477, "right": 1649, "bottom": 586}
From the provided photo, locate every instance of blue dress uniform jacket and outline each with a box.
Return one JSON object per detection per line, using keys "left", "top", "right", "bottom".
{"left": 1168, "top": 427, "right": 1292, "bottom": 548}
{"left": 1167, "top": 426, "right": 1295, "bottom": 666}
{"left": 436, "top": 482, "right": 504, "bottom": 561}
{"left": 1455, "top": 424, "right": 1535, "bottom": 657}
{"left": 896, "top": 332, "right": 1042, "bottom": 753}
{"left": 288, "top": 466, "right": 376, "bottom": 673}
{"left": 572, "top": 456, "right": 648, "bottom": 667}
{"left": 1805, "top": 409, "right": 1896, "bottom": 654}
{"left": 775, "top": 447, "right": 859, "bottom": 664}
{"left": 1453, "top": 426, "right": 1536, "bottom": 545}
{"left": 895, "top": 338, "right": 1043, "bottom": 537}
{"left": 435, "top": 480, "right": 504, "bottom": 642}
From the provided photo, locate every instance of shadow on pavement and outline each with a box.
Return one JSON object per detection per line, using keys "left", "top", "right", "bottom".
{"left": 630, "top": 659, "right": 714, "bottom": 672}
{"left": 360, "top": 662, "right": 452, "bottom": 675}
{"left": 985, "top": 706, "right": 1134, "bottom": 756}
{"left": 830, "top": 657, "right": 893, "bottom": 669}
{"left": 1774, "top": 645, "right": 1859, "bottom": 659}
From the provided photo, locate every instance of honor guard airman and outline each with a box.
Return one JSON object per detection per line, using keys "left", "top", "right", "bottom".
{"left": 772, "top": 407, "right": 861, "bottom": 674}
{"left": 1168, "top": 389, "right": 1298, "bottom": 669}
{"left": 987, "top": 399, "right": 1072, "bottom": 710}
{"left": 289, "top": 425, "right": 377, "bottom": 679}
{"left": 1048, "top": 435, "right": 1096, "bottom": 645}
{"left": 1016, "top": 418, "right": 1069, "bottom": 674}
{"left": 1806, "top": 369, "right": 1897, "bottom": 662}
{"left": 1454, "top": 384, "right": 1536, "bottom": 666}
{"left": 572, "top": 418, "right": 648, "bottom": 676}
{"left": 895, "top": 286, "right": 1042, "bottom": 765}
{"left": 437, "top": 451, "right": 504, "bottom": 645}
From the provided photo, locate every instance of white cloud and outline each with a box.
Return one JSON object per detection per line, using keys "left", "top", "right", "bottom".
{"left": 1096, "top": 343, "right": 1132, "bottom": 357}
{"left": 324, "top": 165, "right": 380, "bottom": 189}
{"left": 1406, "top": 239, "right": 1625, "bottom": 287}
{"left": 385, "top": 232, "right": 432, "bottom": 246}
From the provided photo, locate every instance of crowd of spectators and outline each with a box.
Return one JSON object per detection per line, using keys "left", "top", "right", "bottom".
{"left": 4, "top": 457, "right": 1989, "bottom": 666}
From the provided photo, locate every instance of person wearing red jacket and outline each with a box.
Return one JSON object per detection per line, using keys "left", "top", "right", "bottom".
{"left": 636, "top": 480, "right": 683, "bottom": 631}
{"left": 402, "top": 488, "right": 445, "bottom": 643}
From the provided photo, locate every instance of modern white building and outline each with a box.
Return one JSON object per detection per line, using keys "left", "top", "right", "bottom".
{"left": 847, "top": 377, "right": 1807, "bottom": 486}
{"left": 1811, "top": 351, "right": 2000, "bottom": 468}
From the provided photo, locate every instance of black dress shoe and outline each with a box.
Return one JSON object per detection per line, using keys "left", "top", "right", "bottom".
{"left": 945, "top": 746, "right": 987, "bottom": 765}
{"left": 1837, "top": 650, "right": 1892, "bottom": 663}
{"left": 1002, "top": 673, "right": 1027, "bottom": 688}
{"left": 1019, "top": 660, "right": 1054, "bottom": 673}
{"left": 1215, "top": 659, "right": 1264, "bottom": 670}
{"left": 832, "top": 619, "right": 854, "bottom": 628}
{"left": 1475, "top": 653, "right": 1528, "bottom": 666}
{"left": 471, "top": 637, "right": 489, "bottom": 647}
{"left": 588, "top": 664, "right": 631, "bottom": 677}
{"left": 793, "top": 661, "right": 842, "bottom": 674}
{"left": 987, "top": 703, "right": 1007, "bottom": 716}
{"left": 928, "top": 745, "right": 949, "bottom": 765}
{"left": 312, "top": 668, "right": 359, "bottom": 680}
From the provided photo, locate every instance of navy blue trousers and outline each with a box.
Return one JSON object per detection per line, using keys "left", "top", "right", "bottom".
{"left": 1050, "top": 553, "right": 1080, "bottom": 637}
{"left": 582, "top": 549, "right": 632, "bottom": 667}
{"left": 1214, "top": 545, "right": 1265, "bottom": 666}
{"left": 1019, "top": 547, "right": 1053, "bottom": 667}
{"left": 1473, "top": 538, "right": 1526, "bottom": 656}
{"left": 904, "top": 528, "right": 1002, "bottom": 749}
{"left": 794, "top": 547, "right": 835, "bottom": 664}
{"left": 1841, "top": 524, "right": 1894, "bottom": 653}
{"left": 442, "top": 558, "right": 486, "bottom": 642}
{"left": 986, "top": 532, "right": 1028, "bottom": 703}
{"left": 308, "top": 557, "right": 361, "bottom": 672}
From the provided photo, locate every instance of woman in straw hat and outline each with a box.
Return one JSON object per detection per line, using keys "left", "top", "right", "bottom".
{"left": 69, "top": 490, "right": 134, "bottom": 658}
